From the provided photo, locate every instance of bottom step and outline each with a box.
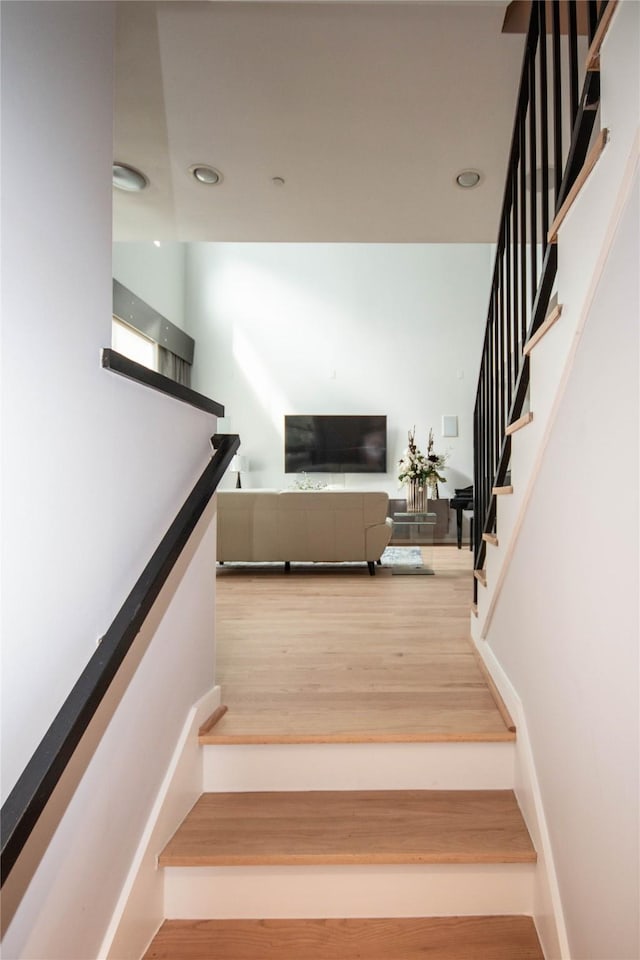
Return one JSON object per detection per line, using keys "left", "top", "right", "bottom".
{"left": 144, "top": 916, "right": 544, "bottom": 959}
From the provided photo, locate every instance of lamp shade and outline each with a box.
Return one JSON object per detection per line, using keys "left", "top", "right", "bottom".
{"left": 230, "top": 455, "right": 247, "bottom": 472}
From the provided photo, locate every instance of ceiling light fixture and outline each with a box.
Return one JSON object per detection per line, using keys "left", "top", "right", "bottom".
{"left": 113, "top": 163, "right": 149, "bottom": 192}
{"left": 190, "top": 165, "right": 222, "bottom": 185}
{"left": 456, "top": 170, "right": 482, "bottom": 189}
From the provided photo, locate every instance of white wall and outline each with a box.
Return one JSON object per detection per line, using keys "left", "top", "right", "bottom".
{"left": 112, "top": 241, "right": 187, "bottom": 329}
{"left": 489, "top": 177, "right": 639, "bottom": 959}
{"left": 185, "top": 242, "right": 492, "bottom": 503}
{"left": 1, "top": 4, "right": 219, "bottom": 956}
{"left": 484, "top": 6, "right": 639, "bottom": 957}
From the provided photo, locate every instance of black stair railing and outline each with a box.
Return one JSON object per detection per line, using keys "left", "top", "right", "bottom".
{"left": 0, "top": 432, "right": 239, "bottom": 884}
{"left": 473, "top": 0, "right": 609, "bottom": 597}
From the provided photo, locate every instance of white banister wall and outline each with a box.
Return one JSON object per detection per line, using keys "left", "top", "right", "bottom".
{"left": 484, "top": 4, "right": 639, "bottom": 958}
{"left": 1, "top": 3, "right": 218, "bottom": 957}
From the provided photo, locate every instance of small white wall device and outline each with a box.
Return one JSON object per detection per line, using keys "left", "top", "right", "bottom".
{"left": 442, "top": 415, "right": 458, "bottom": 438}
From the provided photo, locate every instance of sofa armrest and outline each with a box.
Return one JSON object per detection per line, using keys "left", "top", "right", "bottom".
{"left": 365, "top": 517, "right": 393, "bottom": 560}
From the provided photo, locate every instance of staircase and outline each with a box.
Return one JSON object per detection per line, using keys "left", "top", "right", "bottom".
{"left": 471, "top": 0, "right": 632, "bottom": 649}
{"left": 141, "top": 703, "right": 544, "bottom": 958}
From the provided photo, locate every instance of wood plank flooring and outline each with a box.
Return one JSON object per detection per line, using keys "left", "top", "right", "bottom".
{"left": 159, "top": 789, "right": 536, "bottom": 867}
{"left": 208, "top": 548, "right": 513, "bottom": 743}
{"left": 143, "top": 916, "right": 545, "bottom": 959}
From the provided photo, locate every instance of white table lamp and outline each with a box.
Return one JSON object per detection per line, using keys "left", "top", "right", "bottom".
{"left": 230, "top": 455, "right": 247, "bottom": 488}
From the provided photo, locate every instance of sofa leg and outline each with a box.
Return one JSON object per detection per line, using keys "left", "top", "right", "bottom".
{"left": 376, "top": 559, "right": 382, "bottom": 565}
{"left": 367, "top": 561, "right": 376, "bottom": 576}
{"left": 284, "top": 561, "right": 291, "bottom": 573}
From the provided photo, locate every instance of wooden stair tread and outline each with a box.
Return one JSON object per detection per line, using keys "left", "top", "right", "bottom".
{"left": 482, "top": 532, "right": 499, "bottom": 547}
{"left": 200, "top": 689, "right": 516, "bottom": 744}
{"left": 523, "top": 303, "right": 563, "bottom": 356}
{"left": 159, "top": 790, "right": 536, "bottom": 867}
{"left": 586, "top": 0, "right": 619, "bottom": 71}
{"left": 144, "top": 916, "right": 544, "bottom": 959}
{"left": 505, "top": 411, "right": 533, "bottom": 435}
{"left": 492, "top": 485, "right": 514, "bottom": 495}
{"left": 548, "top": 128, "right": 608, "bottom": 243}
{"left": 473, "top": 569, "right": 487, "bottom": 587}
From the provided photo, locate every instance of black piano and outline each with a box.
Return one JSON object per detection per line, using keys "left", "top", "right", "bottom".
{"left": 450, "top": 485, "right": 473, "bottom": 550}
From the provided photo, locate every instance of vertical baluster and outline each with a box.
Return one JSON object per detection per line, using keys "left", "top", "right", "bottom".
{"left": 483, "top": 353, "right": 489, "bottom": 546}
{"left": 473, "top": 397, "right": 479, "bottom": 567}
{"left": 494, "top": 292, "right": 500, "bottom": 478}
{"left": 490, "top": 300, "right": 496, "bottom": 492}
{"left": 479, "top": 365, "right": 484, "bottom": 535}
{"left": 492, "top": 300, "right": 498, "bottom": 484}
{"left": 502, "top": 244, "right": 508, "bottom": 451}
{"left": 528, "top": 11, "right": 538, "bottom": 311}
{"left": 512, "top": 157, "right": 519, "bottom": 399}
{"left": 497, "top": 248, "right": 503, "bottom": 448}
{"left": 568, "top": 0, "right": 579, "bottom": 123}
{"left": 486, "top": 349, "right": 490, "bottom": 534}
{"left": 587, "top": 0, "right": 599, "bottom": 46}
{"left": 505, "top": 197, "right": 513, "bottom": 412}
{"left": 538, "top": 0, "right": 549, "bottom": 252}
{"left": 519, "top": 105, "right": 528, "bottom": 348}
{"left": 552, "top": 0, "right": 562, "bottom": 208}
{"left": 502, "top": 246, "right": 508, "bottom": 462}
{"left": 481, "top": 359, "right": 487, "bottom": 550}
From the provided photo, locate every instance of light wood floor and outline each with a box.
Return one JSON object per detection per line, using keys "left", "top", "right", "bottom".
{"left": 144, "top": 917, "right": 545, "bottom": 960}
{"left": 208, "top": 548, "right": 512, "bottom": 743}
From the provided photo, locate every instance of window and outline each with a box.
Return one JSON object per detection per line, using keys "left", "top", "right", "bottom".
{"left": 112, "top": 316, "right": 157, "bottom": 371}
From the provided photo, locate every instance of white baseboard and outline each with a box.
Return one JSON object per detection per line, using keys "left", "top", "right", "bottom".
{"left": 99, "top": 686, "right": 221, "bottom": 960}
{"left": 470, "top": 640, "right": 569, "bottom": 960}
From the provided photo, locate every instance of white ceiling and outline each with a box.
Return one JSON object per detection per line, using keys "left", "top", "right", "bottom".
{"left": 113, "top": 2, "right": 525, "bottom": 243}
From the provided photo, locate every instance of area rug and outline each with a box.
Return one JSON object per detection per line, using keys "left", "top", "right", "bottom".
{"left": 380, "top": 546, "right": 434, "bottom": 576}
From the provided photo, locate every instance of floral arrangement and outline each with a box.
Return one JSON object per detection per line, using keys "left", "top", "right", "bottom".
{"left": 398, "top": 427, "right": 447, "bottom": 496}
{"left": 292, "top": 472, "right": 327, "bottom": 491}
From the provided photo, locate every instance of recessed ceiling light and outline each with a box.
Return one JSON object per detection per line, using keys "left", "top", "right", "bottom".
{"left": 456, "top": 170, "right": 482, "bottom": 189}
{"left": 190, "top": 165, "right": 222, "bottom": 185}
{"left": 113, "top": 163, "right": 149, "bottom": 192}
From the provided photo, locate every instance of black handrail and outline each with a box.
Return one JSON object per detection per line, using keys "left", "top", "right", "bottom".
{"left": 0, "top": 433, "right": 239, "bottom": 884}
{"left": 472, "top": 0, "right": 609, "bottom": 597}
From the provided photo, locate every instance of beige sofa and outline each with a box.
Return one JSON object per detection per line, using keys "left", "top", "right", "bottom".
{"left": 216, "top": 490, "right": 393, "bottom": 574}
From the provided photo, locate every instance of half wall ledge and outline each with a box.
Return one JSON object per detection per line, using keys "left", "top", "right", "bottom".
{"left": 101, "top": 348, "right": 224, "bottom": 417}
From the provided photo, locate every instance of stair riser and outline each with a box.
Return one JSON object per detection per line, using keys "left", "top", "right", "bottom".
{"left": 164, "top": 863, "right": 535, "bottom": 919}
{"left": 202, "top": 742, "right": 515, "bottom": 792}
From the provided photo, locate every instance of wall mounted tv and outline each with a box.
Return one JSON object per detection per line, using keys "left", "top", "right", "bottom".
{"left": 284, "top": 415, "right": 387, "bottom": 474}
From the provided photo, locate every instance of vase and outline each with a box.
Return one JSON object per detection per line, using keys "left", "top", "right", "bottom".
{"left": 406, "top": 481, "right": 427, "bottom": 513}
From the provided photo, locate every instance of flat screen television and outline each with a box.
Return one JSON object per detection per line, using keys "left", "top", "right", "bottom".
{"left": 284, "top": 415, "right": 387, "bottom": 474}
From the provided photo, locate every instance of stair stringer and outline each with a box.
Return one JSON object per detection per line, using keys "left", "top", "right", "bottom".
{"left": 472, "top": 10, "right": 639, "bottom": 649}
{"left": 99, "top": 685, "right": 221, "bottom": 960}
{"left": 471, "top": 146, "right": 639, "bottom": 960}
{"left": 469, "top": 7, "right": 639, "bottom": 958}
{"left": 470, "top": 640, "right": 568, "bottom": 960}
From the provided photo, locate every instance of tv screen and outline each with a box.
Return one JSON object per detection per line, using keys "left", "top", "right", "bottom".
{"left": 284, "top": 415, "right": 387, "bottom": 474}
